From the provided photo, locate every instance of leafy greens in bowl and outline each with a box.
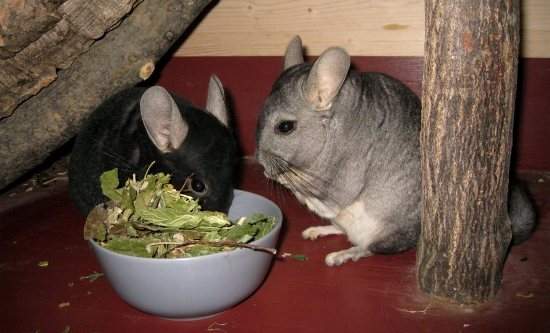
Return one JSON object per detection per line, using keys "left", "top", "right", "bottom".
{"left": 84, "top": 168, "right": 277, "bottom": 258}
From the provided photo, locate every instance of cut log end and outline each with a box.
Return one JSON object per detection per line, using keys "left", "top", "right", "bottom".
{"left": 139, "top": 61, "right": 155, "bottom": 80}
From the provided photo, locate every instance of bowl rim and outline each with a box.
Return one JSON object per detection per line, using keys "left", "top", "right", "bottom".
{"left": 88, "top": 189, "right": 283, "bottom": 263}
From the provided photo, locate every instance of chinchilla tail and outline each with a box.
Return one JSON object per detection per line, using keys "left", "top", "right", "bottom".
{"left": 509, "top": 183, "right": 537, "bottom": 245}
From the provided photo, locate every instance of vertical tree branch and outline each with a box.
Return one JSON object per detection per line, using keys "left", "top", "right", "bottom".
{"left": 417, "top": 0, "right": 519, "bottom": 304}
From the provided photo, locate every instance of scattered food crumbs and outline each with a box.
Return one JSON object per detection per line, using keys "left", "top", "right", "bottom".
{"left": 67, "top": 282, "right": 74, "bottom": 287}
{"left": 516, "top": 292, "right": 534, "bottom": 298}
{"left": 290, "top": 254, "right": 308, "bottom": 261}
{"left": 80, "top": 271, "right": 104, "bottom": 282}
{"left": 38, "top": 261, "right": 49, "bottom": 268}
{"left": 58, "top": 302, "right": 70, "bottom": 308}
{"left": 207, "top": 322, "right": 228, "bottom": 333}
{"left": 280, "top": 252, "right": 308, "bottom": 261}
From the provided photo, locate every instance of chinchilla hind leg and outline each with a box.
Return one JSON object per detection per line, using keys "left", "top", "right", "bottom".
{"left": 367, "top": 224, "right": 419, "bottom": 254}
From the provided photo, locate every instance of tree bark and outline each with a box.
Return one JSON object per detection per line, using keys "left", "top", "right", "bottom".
{"left": 0, "top": 0, "right": 213, "bottom": 190}
{"left": 0, "top": 0, "right": 142, "bottom": 118}
{"left": 417, "top": 0, "right": 519, "bottom": 304}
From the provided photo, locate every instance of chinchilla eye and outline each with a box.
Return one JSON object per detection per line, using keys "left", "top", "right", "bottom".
{"left": 276, "top": 120, "right": 296, "bottom": 134}
{"left": 191, "top": 177, "right": 207, "bottom": 194}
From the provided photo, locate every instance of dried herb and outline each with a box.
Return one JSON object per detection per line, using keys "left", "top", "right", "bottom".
{"left": 84, "top": 167, "right": 277, "bottom": 258}
{"left": 280, "top": 253, "right": 308, "bottom": 261}
{"left": 37, "top": 261, "right": 49, "bottom": 267}
{"left": 80, "top": 272, "right": 104, "bottom": 282}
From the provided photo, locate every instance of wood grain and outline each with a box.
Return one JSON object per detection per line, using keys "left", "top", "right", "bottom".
{"left": 175, "top": 0, "right": 550, "bottom": 57}
{"left": 0, "top": 0, "right": 140, "bottom": 118}
{"left": 418, "top": 0, "right": 519, "bottom": 304}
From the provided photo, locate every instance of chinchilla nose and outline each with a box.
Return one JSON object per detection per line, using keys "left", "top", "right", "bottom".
{"left": 254, "top": 149, "right": 273, "bottom": 178}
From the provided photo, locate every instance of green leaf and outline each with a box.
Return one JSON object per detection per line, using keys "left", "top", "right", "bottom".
{"left": 221, "top": 223, "right": 256, "bottom": 243}
{"left": 290, "top": 254, "right": 308, "bottom": 261}
{"left": 102, "top": 237, "right": 156, "bottom": 258}
{"left": 255, "top": 216, "right": 276, "bottom": 239}
{"left": 243, "top": 213, "right": 270, "bottom": 224}
{"left": 119, "top": 187, "right": 135, "bottom": 211}
{"left": 100, "top": 169, "right": 122, "bottom": 202}
{"left": 202, "top": 230, "right": 224, "bottom": 242}
{"left": 139, "top": 208, "right": 202, "bottom": 228}
{"left": 198, "top": 211, "right": 232, "bottom": 227}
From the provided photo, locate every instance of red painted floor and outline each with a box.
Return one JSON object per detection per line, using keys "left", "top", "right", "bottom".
{"left": 1, "top": 161, "right": 549, "bottom": 333}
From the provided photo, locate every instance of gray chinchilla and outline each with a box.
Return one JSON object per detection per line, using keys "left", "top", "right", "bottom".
{"left": 255, "top": 36, "right": 536, "bottom": 266}
{"left": 69, "top": 75, "right": 237, "bottom": 216}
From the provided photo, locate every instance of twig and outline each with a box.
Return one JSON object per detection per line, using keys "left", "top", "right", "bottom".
{"left": 146, "top": 240, "right": 278, "bottom": 255}
{"left": 41, "top": 175, "right": 68, "bottom": 185}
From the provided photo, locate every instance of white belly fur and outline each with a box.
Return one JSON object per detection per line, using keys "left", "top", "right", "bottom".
{"left": 333, "top": 199, "right": 383, "bottom": 248}
{"left": 281, "top": 180, "right": 338, "bottom": 219}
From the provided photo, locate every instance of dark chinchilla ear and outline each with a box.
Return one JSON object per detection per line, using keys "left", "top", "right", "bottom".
{"left": 205, "top": 75, "right": 230, "bottom": 127}
{"left": 140, "top": 86, "right": 189, "bottom": 153}
{"left": 304, "top": 47, "right": 350, "bottom": 111}
{"left": 284, "top": 35, "right": 304, "bottom": 70}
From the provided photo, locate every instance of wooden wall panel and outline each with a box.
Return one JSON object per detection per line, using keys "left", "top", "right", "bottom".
{"left": 175, "top": 0, "right": 550, "bottom": 57}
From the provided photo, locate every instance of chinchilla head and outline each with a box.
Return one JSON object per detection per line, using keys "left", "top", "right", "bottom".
{"left": 140, "top": 75, "right": 237, "bottom": 212}
{"left": 256, "top": 36, "right": 368, "bottom": 209}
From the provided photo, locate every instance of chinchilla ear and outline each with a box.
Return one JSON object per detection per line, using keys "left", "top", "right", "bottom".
{"left": 205, "top": 74, "right": 229, "bottom": 127}
{"left": 140, "top": 86, "right": 189, "bottom": 153}
{"left": 284, "top": 35, "right": 304, "bottom": 70}
{"left": 303, "top": 47, "right": 350, "bottom": 111}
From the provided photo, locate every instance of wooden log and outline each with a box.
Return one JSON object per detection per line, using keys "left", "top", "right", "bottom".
{"left": 0, "top": 0, "right": 213, "bottom": 190}
{"left": 417, "top": 0, "right": 519, "bottom": 304}
{"left": 0, "top": 0, "right": 65, "bottom": 58}
{"left": 0, "top": 0, "right": 141, "bottom": 118}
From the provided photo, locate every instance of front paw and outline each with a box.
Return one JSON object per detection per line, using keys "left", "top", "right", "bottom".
{"left": 325, "top": 247, "right": 371, "bottom": 266}
{"left": 302, "top": 225, "right": 343, "bottom": 240}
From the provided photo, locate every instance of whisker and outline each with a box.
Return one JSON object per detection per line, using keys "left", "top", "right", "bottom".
{"left": 99, "top": 147, "right": 133, "bottom": 165}
{"left": 260, "top": 151, "right": 348, "bottom": 210}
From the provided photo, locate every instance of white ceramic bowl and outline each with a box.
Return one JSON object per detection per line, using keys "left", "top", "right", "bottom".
{"left": 89, "top": 189, "right": 282, "bottom": 319}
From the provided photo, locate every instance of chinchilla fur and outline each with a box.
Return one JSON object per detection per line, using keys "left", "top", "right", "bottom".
{"left": 255, "top": 36, "right": 536, "bottom": 266}
{"left": 69, "top": 75, "right": 237, "bottom": 216}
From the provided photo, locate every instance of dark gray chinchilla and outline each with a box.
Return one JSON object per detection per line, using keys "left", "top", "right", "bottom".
{"left": 70, "top": 75, "right": 237, "bottom": 216}
{"left": 255, "top": 36, "right": 536, "bottom": 266}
